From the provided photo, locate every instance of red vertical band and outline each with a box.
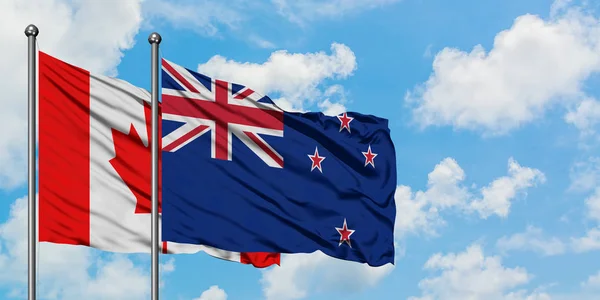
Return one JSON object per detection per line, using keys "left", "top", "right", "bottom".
{"left": 39, "top": 51, "right": 91, "bottom": 246}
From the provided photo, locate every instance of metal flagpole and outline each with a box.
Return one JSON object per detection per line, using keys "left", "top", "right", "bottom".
{"left": 148, "top": 32, "right": 162, "bottom": 300}
{"left": 25, "top": 24, "right": 39, "bottom": 300}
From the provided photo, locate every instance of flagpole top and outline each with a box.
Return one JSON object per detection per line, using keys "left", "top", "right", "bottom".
{"left": 24, "top": 24, "right": 39, "bottom": 37}
{"left": 148, "top": 32, "right": 162, "bottom": 44}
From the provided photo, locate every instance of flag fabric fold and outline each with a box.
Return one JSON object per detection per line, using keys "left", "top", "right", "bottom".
{"left": 38, "top": 51, "right": 279, "bottom": 268}
{"left": 160, "top": 59, "right": 397, "bottom": 267}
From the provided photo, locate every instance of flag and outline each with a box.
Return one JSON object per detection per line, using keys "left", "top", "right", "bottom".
{"left": 38, "top": 51, "right": 280, "bottom": 268}
{"left": 160, "top": 59, "right": 397, "bottom": 267}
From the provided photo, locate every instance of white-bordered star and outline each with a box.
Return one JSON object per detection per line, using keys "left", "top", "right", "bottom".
{"left": 335, "top": 218, "right": 355, "bottom": 247}
{"left": 337, "top": 112, "right": 353, "bottom": 133}
{"left": 362, "top": 145, "right": 378, "bottom": 168}
{"left": 308, "top": 147, "right": 326, "bottom": 173}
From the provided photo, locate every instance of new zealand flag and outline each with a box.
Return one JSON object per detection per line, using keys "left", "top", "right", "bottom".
{"left": 160, "top": 58, "right": 397, "bottom": 267}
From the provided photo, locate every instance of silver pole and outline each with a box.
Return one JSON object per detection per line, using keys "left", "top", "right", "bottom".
{"left": 25, "top": 24, "right": 39, "bottom": 300}
{"left": 148, "top": 32, "right": 162, "bottom": 300}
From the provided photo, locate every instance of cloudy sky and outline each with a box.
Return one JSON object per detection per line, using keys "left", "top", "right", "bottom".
{"left": 1, "top": 0, "right": 600, "bottom": 299}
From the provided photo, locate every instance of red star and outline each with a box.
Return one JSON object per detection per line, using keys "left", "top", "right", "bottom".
{"left": 362, "top": 145, "right": 378, "bottom": 168}
{"left": 335, "top": 218, "right": 355, "bottom": 247}
{"left": 337, "top": 112, "right": 353, "bottom": 133}
{"left": 308, "top": 147, "right": 326, "bottom": 173}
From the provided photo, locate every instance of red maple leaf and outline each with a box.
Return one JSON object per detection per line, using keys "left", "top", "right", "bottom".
{"left": 109, "top": 101, "right": 162, "bottom": 214}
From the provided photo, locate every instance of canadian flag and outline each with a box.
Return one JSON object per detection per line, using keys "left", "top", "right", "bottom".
{"left": 38, "top": 51, "right": 280, "bottom": 268}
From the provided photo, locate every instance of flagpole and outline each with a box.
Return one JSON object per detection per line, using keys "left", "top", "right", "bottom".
{"left": 148, "top": 32, "right": 162, "bottom": 300}
{"left": 25, "top": 24, "right": 39, "bottom": 300}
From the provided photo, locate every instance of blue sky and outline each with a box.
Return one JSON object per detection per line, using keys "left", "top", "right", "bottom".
{"left": 1, "top": 0, "right": 600, "bottom": 299}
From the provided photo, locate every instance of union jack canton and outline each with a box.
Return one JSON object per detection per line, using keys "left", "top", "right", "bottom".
{"left": 161, "top": 58, "right": 284, "bottom": 168}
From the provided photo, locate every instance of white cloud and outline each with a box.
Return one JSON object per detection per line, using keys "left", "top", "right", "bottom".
{"left": 571, "top": 187, "right": 600, "bottom": 253}
{"left": 423, "top": 44, "right": 433, "bottom": 58}
{"left": 143, "top": 0, "right": 279, "bottom": 49}
{"left": 143, "top": 0, "right": 243, "bottom": 36}
{"left": 409, "top": 244, "right": 548, "bottom": 300}
{"left": 80, "top": 255, "right": 149, "bottom": 299}
{"left": 318, "top": 99, "right": 347, "bottom": 116}
{"left": 146, "top": 0, "right": 403, "bottom": 34}
{"left": 260, "top": 252, "right": 393, "bottom": 300}
{"left": 496, "top": 226, "right": 566, "bottom": 256}
{"left": 585, "top": 188, "right": 600, "bottom": 222}
{"left": 160, "top": 257, "right": 175, "bottom": 273}
{"left": 394, "top": 158, "right": 469, "bottom": 238}
{"left": 569, "top": 157, "right": 600, "bottom": 192}
{"left": 534, "top": 269, "right": 600, "bottom": 299}
{"left": 272, "top": 0, "right": 401, "bottom": 25}
{"left": 396, "top": 157, "right": 545, "bottom": 238}
{"left": 568, "top": 182, "right": 600, "bottom": 252}
{"left": 492, "top": 188, "right": 600, "bottom": 257}
{"left": 197, "top": 43, "right": 357, "bottom": 113}
{"left": 571, "top": 228, "right": 600, "bottom": 253}
{"left": 469, "top": 158, "right": 546, "bottom": 219}
{"left": 159, "top": 257, "right": 176, "bottom": 288}
{"left": 194, "top": 285, "right": 228, "bottom": 300}
{"left": 317, "top": 85, "right": 349, "bottom": 116}
{"left": 248, "top": 35, "right": 277, "bottom": 49}
{"left": 0, "top": 196, "right": 155, "bottom": 299}
{"left": 565, "top": 97, "right": 600, "bottom": 138}
{"left": 582, "top": 271, "right": 600, "bottom": 289}
{"left": 550, "top": 0, "right": 574, "bottom": 17}
{"left": 406, "top": 3, "right": 600, "bottom": 135}
{"left": 503, "top": 290, "right": 553, "bottom": 300}
{"left": 0, "top": 0, "right": 143, "bottom": 189}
